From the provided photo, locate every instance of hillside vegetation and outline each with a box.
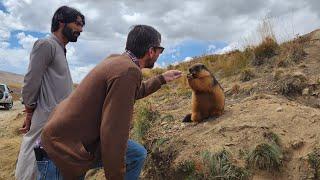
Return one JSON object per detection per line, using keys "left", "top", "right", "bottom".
{"left": 1, "top": 28, "right": 320, "bottom": 179}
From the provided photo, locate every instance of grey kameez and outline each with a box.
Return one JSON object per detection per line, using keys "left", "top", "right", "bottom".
{"left": 15, "top": 34, "right": 73, "bottom": 180}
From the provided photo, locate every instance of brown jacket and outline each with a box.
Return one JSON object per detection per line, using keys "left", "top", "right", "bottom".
{"left": 41, "top": 54, "right": 166, "bottom": 179}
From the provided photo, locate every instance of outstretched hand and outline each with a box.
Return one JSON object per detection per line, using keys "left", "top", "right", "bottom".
{"left": 162, "top": 70, "right": 182, "bottom": 83}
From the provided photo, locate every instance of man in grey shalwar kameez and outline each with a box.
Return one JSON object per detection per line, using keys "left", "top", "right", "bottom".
{"left": 15, "top": 6, "right": 85, "bottom": 180}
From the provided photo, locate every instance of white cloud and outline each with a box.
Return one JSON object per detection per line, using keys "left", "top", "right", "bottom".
{"left": 214, "top": 42, "right": 240, "bottom": 54}
{"left": 0, "top": 42, "right": 9, "bottom": 48}
{"left": 0, "top": 47, "right": 29, "bottom": 68}
{"left": 0, "top": 28, "right": 10, "bottom": 41}
{"left": 154, "top": 62, "right": 161, "bottom": 68}
{"left": 122, "top": 13, "right": 142, "bottom": 23}
{"left": 206, "top": 44, "right": 217, "bottom": 54}
{"left": 70, "top": 64, "right": 95, "bottom": 83}
{"left": 16, "top": 32, "right": 38, "bottom": 49}
{"left": 183, "top": 56, "right": 193, "bottom": 62}
{"left": 171, "top": 61, "right": 180, "bottom": 66}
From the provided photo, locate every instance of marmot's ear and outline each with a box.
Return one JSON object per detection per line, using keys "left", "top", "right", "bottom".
{"left": 203, "top": 65, "right": 209, "bottom": 71}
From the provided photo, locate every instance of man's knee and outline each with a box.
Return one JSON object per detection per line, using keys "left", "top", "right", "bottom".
{"left": 134, "top": 143, "right": 148, "bottom": 160}
{"left": 135, "top": 144, "right": 147, "bottom": 160}
{"left": 129, "top": 141, "right": 147, "bottom": 160}
{"left": 140, "top": 147, "right": 147, "bottom": 160}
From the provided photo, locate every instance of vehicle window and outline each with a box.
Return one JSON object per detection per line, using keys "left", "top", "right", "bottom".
{"left": 0, "top": 85, "right": 5, "bottom": 92}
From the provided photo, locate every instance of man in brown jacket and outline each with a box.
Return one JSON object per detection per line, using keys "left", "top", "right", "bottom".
{"left": 39, "top": 25, "right": 182, "bottom": 179}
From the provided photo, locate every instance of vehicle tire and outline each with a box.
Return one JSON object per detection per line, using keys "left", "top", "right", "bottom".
{"left": 4, "top": 102, "right": 13, "bottom": 110}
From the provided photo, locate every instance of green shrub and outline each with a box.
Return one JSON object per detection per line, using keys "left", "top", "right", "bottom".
{"left": 307, "top": 148, "right": 320, "bottom": 179}
{"left": 150, "top": 137, "right": 170, "bottom": 154}
{"left": 263, "top": 131, "right": 280, "bottom": 146}
{"left": 133, "top": 102, "right": 160, "bottom": 143}
{"left": 177, "top": 160, "right": 196, "bottom": 176}
{"left": 246, "top": 143, "right": 283, "bottom": 172}
{"left": 201, "top": 149, "right": 251, "bottom": 179}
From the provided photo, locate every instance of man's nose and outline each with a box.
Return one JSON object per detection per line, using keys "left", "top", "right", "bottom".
{"left": 78, "top": 26, "right": 83, "bottom": 32}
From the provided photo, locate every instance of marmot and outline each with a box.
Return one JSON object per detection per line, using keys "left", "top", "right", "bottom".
{"left": 183, "top": 63, "right": 225, "bottom": 123}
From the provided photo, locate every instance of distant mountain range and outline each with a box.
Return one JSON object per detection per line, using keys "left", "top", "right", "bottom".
{"left": 0, "top": 70, "right": 24, "bottom": 85}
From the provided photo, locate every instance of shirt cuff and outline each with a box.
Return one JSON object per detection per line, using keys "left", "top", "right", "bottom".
{"left": 24, "top": 104, "right": 36, "bottom": 112}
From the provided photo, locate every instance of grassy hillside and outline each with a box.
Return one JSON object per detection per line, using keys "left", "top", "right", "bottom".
{"left": 1, "top": 29, "right": 320, "bottom": 179}
{"left": 132, "top": 30, "right": 320, "bottom": 179}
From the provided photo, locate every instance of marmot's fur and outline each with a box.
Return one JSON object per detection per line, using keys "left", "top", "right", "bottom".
{"left": 183, "top": 63, "right": 225, "bottom": 123}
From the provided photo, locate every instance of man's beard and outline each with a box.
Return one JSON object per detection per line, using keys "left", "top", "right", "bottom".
{"left": 145, "top": 57, "right": 155, "bottom": 68}
{"left": 62, "top": 25, "right": 80, "bottom": 42}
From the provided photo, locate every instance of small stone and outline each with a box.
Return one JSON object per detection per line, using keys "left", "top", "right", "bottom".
{"left": 302, "top": 88, "right": 309, "bottom": 96}
{"left": 276, "top": 107, "right": 283, "bottom": 112}
{"left": 310, "top": 119, "right": 316, "bottom": 123}
{"left": 291, "top": 140, "right": 304, "bottom": 150}
{"left": 172, "top": 125, "right": 179, "bottom": 130}
{"left": 309, "top": 134, "right": 316, "bottom": 139}
{"left": 161, "top": 121, "right": 168, "bottom": 126}
{"left": 225, "top": 143, "right": 235, "bottom": 146}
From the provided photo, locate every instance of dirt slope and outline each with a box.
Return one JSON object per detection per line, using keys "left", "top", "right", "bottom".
{"left": 1, "top": 30, "right": 320, "bottom": 179}
{"left": 140, "top": 30, "right": 320, "bottom": 179}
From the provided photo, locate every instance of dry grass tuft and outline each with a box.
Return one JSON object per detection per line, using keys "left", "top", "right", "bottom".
{"left": 240, "top": 68, "right": 255, "bottom": 82}
{"left": 276, "top": 72, "right": 308, "bottom": 97}
{"left": 277, "top": 39, "right": 307, "bottom": 67}
{"left": 252, "top": 37, "right": 279, "bottom": 66}
{"left": 213, "top": 50, "right": 252, "bottom": 77}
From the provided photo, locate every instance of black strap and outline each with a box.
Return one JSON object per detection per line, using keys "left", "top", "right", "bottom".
{"left": 34, "top": 147, "right": 48, "bottom": 161}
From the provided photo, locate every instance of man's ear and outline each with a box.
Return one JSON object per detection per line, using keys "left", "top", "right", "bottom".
{"left": 148, "top": 47, "right": 155, "bottom": 58}
{"left": 58, "top": 22, "right": 65, "bottom": 29}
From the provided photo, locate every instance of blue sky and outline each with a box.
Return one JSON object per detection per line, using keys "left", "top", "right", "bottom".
{"left": 1, "top": 0, "right": 320, "bottom": 82}
{"left": 0, "top": 2, "right": 7, "bottom": 13}
{"left": 158, "top": 40, "right": 227, "bottom": 66}
{"left": 8, "top": 30, "right": 47, "bottom": 49}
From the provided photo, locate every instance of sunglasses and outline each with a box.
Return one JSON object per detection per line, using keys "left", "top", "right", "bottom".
{"left": 152, "top": 46, "right": 165, "bottom": 54}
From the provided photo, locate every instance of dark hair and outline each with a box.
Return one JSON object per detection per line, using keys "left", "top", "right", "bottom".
{"left": 51, "top": 6, "right": 85, "bottom": 32}
{"left": 125, "top": 25, "right": 161, "bottom": 58}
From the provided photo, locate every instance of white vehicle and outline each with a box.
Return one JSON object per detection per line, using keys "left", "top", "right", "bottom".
{"left": 0, "top": 83, "right": 13, "bottom": 110}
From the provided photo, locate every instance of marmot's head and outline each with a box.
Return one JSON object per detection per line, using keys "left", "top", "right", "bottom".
{"left": 187, "top": 63, "right": 214, "bottom": 92}
{"left": 187, "top": 63, "right": 211, "bottom": 79}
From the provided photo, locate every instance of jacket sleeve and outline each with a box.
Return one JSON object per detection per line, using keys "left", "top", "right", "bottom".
{"left": 135, "top": 75, "right": 166, "bottom": 100}
{"left": 22, "top": 39, "right": 54, "bottom": 108}
{"left": 100, "top": 68, "right": 141, "bottom": 179}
